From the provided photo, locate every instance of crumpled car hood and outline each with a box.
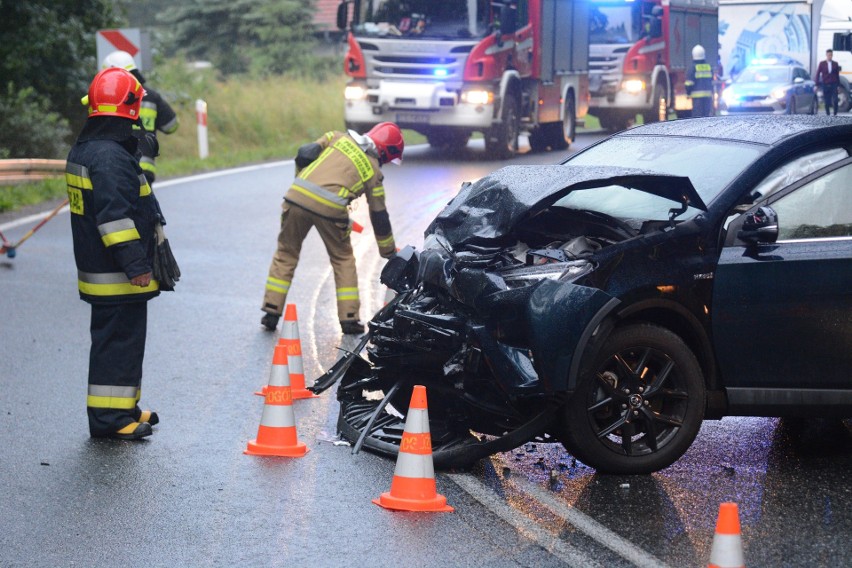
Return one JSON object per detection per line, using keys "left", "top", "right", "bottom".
{"left": 425, "top": 165, "right": 706, "bottom": 247}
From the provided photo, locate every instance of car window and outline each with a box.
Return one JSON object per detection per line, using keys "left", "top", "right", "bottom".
{"left": 773, "top": 162, "right": 852, "bottom": 240}
{"left": 751, "top": 148, "right": 849, "bottom": 199}
{"left": 737, "top": 67, "right": 788, "bottom": 83}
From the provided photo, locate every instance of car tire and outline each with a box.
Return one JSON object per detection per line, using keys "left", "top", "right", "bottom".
{"left": 837, "top": 81, "right": 851, "bottom": 113}
{"left": 427, "top": 128, "right": 471, "bottom": 150}
{"left": 485, "top": 91, "right": 519, "bottom": 159}
{"left": 810, "top": 95, "right": 818, "bottom": 115}
{"left": 560, "top": 324, "right": 706, "bottom": 474}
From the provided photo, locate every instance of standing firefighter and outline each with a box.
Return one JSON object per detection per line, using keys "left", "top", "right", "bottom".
{"left": 686, "top": 45, "right": 714, "bottom": 117}
{"left": 102, "top": 50, "right": 179, "bottom": 185}
{"left": 261, "top": 123, "right": 404, "bottom": 334}
{"left": 67, "top": 67, "right": 179, "bottom": 440}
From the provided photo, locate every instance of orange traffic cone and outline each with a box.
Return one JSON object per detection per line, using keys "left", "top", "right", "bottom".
{"left": 255, "top": 304, "right": 317, "bottom": 399}
{"left": 373, "top": 385, "right": 453, "bottom": 512}
{"left": 244, "top": 343, "right": 308, "bottom": 457}
{"left": 279, "top": 304, "right": 316, "bottom": 399}
{"left": 708, "top": 502, "right": 745, "bottom": 568}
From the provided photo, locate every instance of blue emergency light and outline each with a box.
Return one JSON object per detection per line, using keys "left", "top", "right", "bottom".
{"left": 434, "top": 68, "right": 448, "bottom": 77}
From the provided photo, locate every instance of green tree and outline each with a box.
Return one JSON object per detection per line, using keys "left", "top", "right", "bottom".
{"left": 0, "top": 1, "right": 122, "bottom": 156}
{"left": 159, "top": 0, "right": 320, "bottom": 77}
{"left": 0, "top": 84, "right": 71, "bottom": 159}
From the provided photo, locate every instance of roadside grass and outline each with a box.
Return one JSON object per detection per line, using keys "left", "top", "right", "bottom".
{"left": 0, "top": 178, "right": 67, "bottom": 214}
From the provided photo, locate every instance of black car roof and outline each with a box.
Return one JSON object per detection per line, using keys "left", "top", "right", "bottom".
{"left": 619, "top": 115, "right": 852, "bottom": 146}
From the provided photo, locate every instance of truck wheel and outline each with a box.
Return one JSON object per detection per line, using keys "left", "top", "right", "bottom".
{"left": 528, "top": 127, "right": 549, "bottom": 152}
{"left": 549, "top": 94, "right": 576, "bottom": 151}
{"left": 485, "top": 92, "right": 519, "bottom": 159}
{"left": 643, "top": 84, "right": 667, "bottom": 123}
{"left": 559, "top": 324, "right": 705, "bottom": 474}
{"left": 598, "top": 112, "right": 629, "bottom": 133}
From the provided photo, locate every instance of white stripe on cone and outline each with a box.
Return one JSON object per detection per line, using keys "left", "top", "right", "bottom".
{"left": 708, "top": 534, "right": 745, "bottom": 568}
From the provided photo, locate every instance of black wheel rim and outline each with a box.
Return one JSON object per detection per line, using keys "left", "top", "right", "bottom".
{"left": 585, "top": 345, "right": 689, "bottom": 457}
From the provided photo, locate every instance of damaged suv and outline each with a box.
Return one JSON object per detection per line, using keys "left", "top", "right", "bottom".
{"left": 312, "top": 116, "right": 852, "bottom": 474}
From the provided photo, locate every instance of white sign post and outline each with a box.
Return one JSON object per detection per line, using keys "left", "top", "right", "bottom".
{"left": 196, "top": 99, "right": 209, "bottom": 159}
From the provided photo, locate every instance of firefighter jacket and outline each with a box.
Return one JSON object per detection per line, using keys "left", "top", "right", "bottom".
{"left": 135, "top": 85, "right": 178, "bottom": 180}
{"left": 66, "top": 117, "right": 161, "bottom": 305}
{"left": 686, "top": 60, "right": 713, "bottom": 99}
{"left": 284, "top": 131, "right": 396, "bottom": 258}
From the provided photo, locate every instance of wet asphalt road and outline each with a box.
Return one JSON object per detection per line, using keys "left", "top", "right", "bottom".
{"left": 1, "top": 133, "right": 850, "bottom": 567}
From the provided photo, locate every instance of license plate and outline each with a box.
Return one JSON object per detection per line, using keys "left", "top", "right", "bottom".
{"left": 396, "top": 113, "right": 431, "bottom": 125}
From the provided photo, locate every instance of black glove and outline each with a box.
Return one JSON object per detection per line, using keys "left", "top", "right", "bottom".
{"left": 295, "top": 143, "right": 322, "bottom": 170}
{"left": 152, "top": 224, "right": 181, "bottom": 291}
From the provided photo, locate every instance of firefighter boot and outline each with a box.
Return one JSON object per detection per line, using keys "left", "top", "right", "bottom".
{"left": 261, "top": 312, "right": 280, "bottom": 331}
{"left": 136, "top": 409, "right": 159, "bottom": 426}
{"left": 340, "top": 320, "right": 365, "bottom": 335}
{"left": 92, "top": 421, "right": 153, "bottom": 441}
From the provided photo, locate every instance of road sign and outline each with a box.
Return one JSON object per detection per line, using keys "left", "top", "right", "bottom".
{"left": 96, "top": 28, "right": 151, "bottom": 71}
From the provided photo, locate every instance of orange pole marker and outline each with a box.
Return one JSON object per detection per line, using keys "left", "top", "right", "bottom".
{"left": 245, "top": 343, "right": 308, "bottom": 457}
{"left": 373, "top": 385, "right": 454, "bottom": 512}
{"left": 708, "top": 502, "right": 745, "bottom": 568}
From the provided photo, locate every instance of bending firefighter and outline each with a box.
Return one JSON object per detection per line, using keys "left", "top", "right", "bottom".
{"left": 102, "top": 50, "right": 178, "bottom": 185}
{"left": 686, "top": 44, "right": 714, "bottom": 118}
{"left": 261, "top": 123, "right": 404, "bottom": 334}
{"left": 67, "top": 68, "right": 179, "bottom": 440}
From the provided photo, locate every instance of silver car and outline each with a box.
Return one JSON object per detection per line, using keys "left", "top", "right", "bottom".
{"left": 720, "top": 64, "right": 818, "bottom": 115}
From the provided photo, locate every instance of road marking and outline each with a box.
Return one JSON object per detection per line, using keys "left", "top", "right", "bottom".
{"left": 448, "top": 473, "right": 603, "bottom": 568}
{"left": 512, "top": 477, "right": 671, "bottom": 568}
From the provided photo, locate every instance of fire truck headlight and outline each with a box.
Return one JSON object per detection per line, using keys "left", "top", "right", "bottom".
{"left": 461, "top": 89, "right": 493, "bottom": 105}
{"left": 344, "top": 85, "right": 367, "bottom": 101}
{"left": 622, "top": 79, "right": 645, "bottom": 95}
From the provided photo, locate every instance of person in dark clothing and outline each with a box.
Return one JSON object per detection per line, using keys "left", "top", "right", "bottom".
{"left": 67, "top": 67, "right": 172, "bottom": 440}
{"left": 815, "top": 49, "right": 842, "bottom": 116}
{"left": 102, "top": 51, "right": 179, "bottom": 185}
{"left": 686, "top": 44, "right": 714, "bottom": 117}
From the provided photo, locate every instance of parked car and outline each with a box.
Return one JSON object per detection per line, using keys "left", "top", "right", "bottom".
{"left": 721, "top": 63, "right": 818, "bottom": 115}
{"left": 312, "top": 116, "right": 852, "bottom": 474}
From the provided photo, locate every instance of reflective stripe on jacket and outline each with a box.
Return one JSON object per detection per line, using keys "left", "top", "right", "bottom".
{"left": 135, "top": 86, "right": 178, "bottom": 176}
{"left": 66, "top": 139, "right": 160, "bottom": 304}
{"left": 686, "top": 61, "right": 714, "bottom": 99}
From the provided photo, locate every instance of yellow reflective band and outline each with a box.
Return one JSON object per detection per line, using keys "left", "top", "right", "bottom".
{"left": 696, "top": 72, "right": 713, "bottom": 79}
{"left": 78, "top": 279, "right": 159, "bottom": 297}
{"left": 65, "top": 173, "right": 93, "bottom": 190}
{"left": 160, "top": 117, "right": 178, "bottom": 134}
{"left": 336, "top": 287, "right": 360, "bottom": 300}
{"left": 372, "top": 186, "right": 385, "bottom": 197}
{"left": 289, "top": 183, "right": 347, "bottom": 210}
{"left": 87, "top": 395, "right": 137, "bottom": 410}
{"left": 140, "top": 105, "right": 157, "bottom": 132}
{"left": 333, "top": 137, "right": 374, "bottom": 182}
{"left": 139, "top": 176, "right": 152, "bottom": 196}
{"left": 691, "top": 91, "right": 713, "bottom": 98}
{"left": 376, "top": 235, "right": 395, "bottom": 246}
{"left": 325, "top": 132, "right": 334, "bottom": 141}
{"left": 101, "top": 228, "right": 141, "bottom": 247}
{"left": 266, "top": 278, "right": 290, "bottom": 293}
{"left": 696, "top": 63, "right": 712, "bottom": 71}
{"left": 685, "top": 80, "right": 695, "bottom": 87}
{"left": 140, "top": 161, "right": 156, "bottom": 173}
{"left": 96, "top": 105, "right": 118, "bottom": 113}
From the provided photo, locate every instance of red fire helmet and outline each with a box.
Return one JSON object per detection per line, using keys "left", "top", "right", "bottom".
{"left": 86, "top": 67, "right": 144, "bottom": 120}
{"left": 367, "top": 122, "right": 404, "bottom": 165}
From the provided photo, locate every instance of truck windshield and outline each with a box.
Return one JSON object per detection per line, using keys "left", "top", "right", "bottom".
{"left": 352, "top": 0, "right": 492, "bottom": 39}
{"left": 590, "top": 3, "right": 642, "bottom": 44}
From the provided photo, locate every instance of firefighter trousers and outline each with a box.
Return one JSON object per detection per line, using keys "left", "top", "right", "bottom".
{"left": 263, "top": 203, "right": 360, "bottom": 322}
{"left": 691, "top": 97, "right": 714, "bottom": 118}
{"left": 87, "top": 302, "right": 148, "bottom": 436}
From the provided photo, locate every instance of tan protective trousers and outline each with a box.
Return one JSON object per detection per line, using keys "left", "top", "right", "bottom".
{"left": 262, "top": 204, "right": 360, "bottom": 322}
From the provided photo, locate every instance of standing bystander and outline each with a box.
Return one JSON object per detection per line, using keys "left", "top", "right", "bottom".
{"left": 815, "top": 49, "right": 842, "bottom": 116}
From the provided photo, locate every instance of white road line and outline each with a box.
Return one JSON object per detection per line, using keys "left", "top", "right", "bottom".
{"left": 0, "top": 160, "right": 293, "bottom": 232}
{"left": 449, "top": 473, "right": 603, "bottom": 568}
{"left": 512, "top": 477, "right": 669, "bottom": 568}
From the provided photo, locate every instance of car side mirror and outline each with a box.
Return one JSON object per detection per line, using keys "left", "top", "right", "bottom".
{"left": 737, "top": 206, "right": 778, "bottom": 244}
{"left": 794, "top": 77, "right": 804, "bottom": 84}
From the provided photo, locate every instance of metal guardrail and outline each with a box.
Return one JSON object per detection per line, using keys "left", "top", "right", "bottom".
{"left": 0, "top": 159, "right": 66, "bottom": 186}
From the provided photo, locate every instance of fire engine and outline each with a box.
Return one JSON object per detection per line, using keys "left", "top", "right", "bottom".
{"left": 336, "top": 0, "right": 590, "bottom": 159}
{"left": 588, "top": 0, "right": 719, "bottom": 131}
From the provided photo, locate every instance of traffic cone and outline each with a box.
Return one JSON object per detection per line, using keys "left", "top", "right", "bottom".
{"left": 279, "top": 304, "right": 316, "bottom": 399}
{"left": 254, "top": 304, "right": 317, "bottom": 399}
{"left": 373, "top": 385, "right": 454, "bottom": 512}
{"left": 708, "top": 502, "right": 745, "bottom": 568}
{"left": 244, "top": 343, "right": 308, "bottom": 457}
